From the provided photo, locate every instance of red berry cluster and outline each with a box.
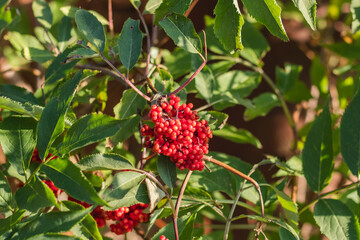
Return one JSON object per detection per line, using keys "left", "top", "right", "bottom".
{"left": 43, "top": 180, "right": 62, "bottom": 197}
{"left": 107, "top": 203, "right": 150, "bottom": 235}
{"left": 68, "top": 196, "right": 107, "bottom": 228}
{"left": 140, "top": 95, "right": 212, "bottom": 171}
{"left": 160, "top": 235, "right": 169, "bottom": 240}
{"left": 31, "top": 147, "right": 57, "bottom": 163}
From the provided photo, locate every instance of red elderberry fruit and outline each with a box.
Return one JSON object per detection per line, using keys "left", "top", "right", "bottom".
{"left": 140, "top": 95, "right": 212, "bottom": 171}
{"left": 160, "top": 235, "right": 169, "bottom": 240}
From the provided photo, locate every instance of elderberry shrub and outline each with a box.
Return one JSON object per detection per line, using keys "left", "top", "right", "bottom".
{"left": 141, "top": 95, "right": 212, "bottom": 171}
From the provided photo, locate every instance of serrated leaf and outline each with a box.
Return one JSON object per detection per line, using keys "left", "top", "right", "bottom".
{"left": 0, "top": 171, "right": 12, "bottom": 211}
{"left": 75, "top": 9, "right": 106, "bottom": 53}
{"left": 0, "top": 116, "right": 37, "bottom": 175}
{"left": 62, "top": 201, "right": 102, "bottom": 240}
{"left": 195, "top": 65, "right": 214, "bottom": 102}
{"left": 197, "top": 111, "right": 228, "bottom": 131}
{"left": 114, "top": 88, "right": 147, "bottom": 119}
{"left": 157, "top": 155, "right": 177, "bottom": 189}
{"left": 28, "top": 234, "right": 82, "bottom": 240}
{"left": 37, "top": 71, "right": 83, "bottom": 160}
{"left": 41, "top": 158, "right": 107, "bottom": 206}
{"left": 244, "top": 92, "right": 280, "bottom": 121}
{"left": 57, "top": 113, "right": 123, "bottom": 156}
{"left": 145, "top": 177, "right": 166, "bottom": 213}
{"left": 279, "top": 227, "right": 298, "bottom": 240}
{"left": 118, "top": 18, "right": 143, "bottom": 70}
{"left": 77, "top": 153, "right": 134, "bottom": 171}
{"left": 213, "top": 124, "right": 262, "bottom": 149}
{"left": 154, "top": 0, "right": 191, "bottom": 23}
{"left": 341, "top": 87, "right": 360, "bottom": 177}
{"left": 291, "top": 0, "right": 316, "bottom": 30}
{"left": 0, "top": 84, "right": 41, "bottom": 106}
{"left": 32, "top": 0, "right": 53, "bottom": 29}
{"left": 159, "top": 14, "right": 202, "bottom": 54}
{"left": 15, "top": 176, "right": 59, "bottom": 212}
{"left": 58, "top": 16, "right": 73, "bottom": 51}
{"left": 214, "top": 0, "right": 244, "bottom": 52}
{"left": 314, "top": 199, "right": 360, "bottom": 240}
{"left": 16, "top": 208, "right": 93, "bottom": 240}
{"left": 326, "top": 42, "right": 360, "bottom": 59}
{"left": 241, "top": 0, "right": 288, "bottom": 41}
{"left": 144, "top": 0, "right": 163, "bottom": 14}
{"left": 303, "top": 100, "right": 334, "bottom": 192}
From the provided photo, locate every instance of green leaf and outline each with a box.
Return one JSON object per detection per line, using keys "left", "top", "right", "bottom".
{"left": 129, "top": 0, "right": 141, "bottom": 9}
{"left": 45, "top": 47, "right": 80, "bottom": 84}
{"left": 291, "top": 0, "right": 316, "bottom": 30}
{"left": 214, "top": 0, "right": 244, "bottom": 52}
{"left": 58, "top": 16, "right": 73, "bottom": 51}
{"left": 276, "top": 63, "right": 302, "bottom": 94}
{"left": 213, "top": 124, "right": 262, "bottom": 149}
{"left": 240, "top": 21, "right": 270, "bottom": 64}
{"left": 159, "top": 14, "right": 202, "bottom": 54}
{"left": 310, "top": 56, "right": 328, "bottom": 97}
{"left": 22, "top": 47, "right": 54, "bottom": 63}
{"left": 303, "top": 100, "right": 334, "bottom": 192}
{"left": 118, "top": 18, "right": 143, "bottom": 70}
{"left": 16, "top": 208, "right": 93, "bottom": 240}
{"left": 57, "top": 113, "right": 123, "bottom": 156}
{"left": 241, "top": 0, "right": 288, "bottom": 41}
{"left": 0, "top": 116, "right": 37, "bottom": 175}
{"left": 111, "top": 115, "right": 141, "bottom": 144}
{"left": 0, "top": 210, "right": 25, "bottom": 236}
{"left": 197, "top": 111, "right": 228, "bottom": 131}
{"left": 144, "top": 0, "right": 163, "bottom": 14}
{"left": 75, "top": 9, "right": 106, "bottom": 53}
{"left": 351, "top": 0, "right": 360, "bottom": 33}
{"left": 326, "top": 42, "right": 360, "bottom": 59}
{"left": 0, "top": 171, "right": 12, "bottom": 212}
{"left": 157, "top": 155, "right": 177, "bottom": 189}
{"left": 265, "top": 184, "right": 298, "bottom": 228}
{"left": 244, "top": 93, "right": 280, "bottom": 121}
{"left": 67, "top": 47, "right": 98, "bottom": 59}
{"left": 163, "top": 48, "right": 192, "bottom": 79}
{"left": 32, "top": 0, "right": 53, "bottom": 29}
{"left": 151, "top": 212, "right": 196, "bottom": 240}
{"left": 27, "top": 234, "right": 82, "bottom": 240}
{"left": 0, "top": 84, "right": 41, "bottom": 106}
{"left": 341, "top": 87, "right": 360, "bottom": 177}
{"left": 37, "top": 71, "right": 83, "bottom": 160}
{"left": 41, "top": 158, "right": 107, "bottom": 206}
{"left": 15, "top": 176, "right": 58, "bottom": 212}
{"left": 314, "top": 199, "right": 360, "bottom": 240}
{"left": 62, "top": 201, "right": 102, "bottom": 240}
{"left": 114, "top": 88, "right": 147, "bottom": 119}
{"left": 104, "top": 171, "right": 148, "bottom": 208}
{"left": 77, "top": 153, "right": 134, "bottom": 171}
{"left": 154, "top": 0, "right": 192, "bottom": 23}
{"left": 106, "top": 182, "right": 149, "bottom": 209}
{"left": 194, "top": 65, "right": 214, "bottom": 103}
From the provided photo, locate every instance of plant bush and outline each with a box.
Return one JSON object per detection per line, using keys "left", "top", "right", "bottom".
{"left": 0, "top": 0, "right": 359, "bottom": 239}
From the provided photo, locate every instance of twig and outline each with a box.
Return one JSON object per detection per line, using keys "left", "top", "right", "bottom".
{"left": 174, "top": 170, "right": 193, "bottom": 240}
{"left": 184, "top": 0, "right": 200, "bottom": 17}
{"left": 169, "top": 31, "right": 207, "bottom": 96}
{"left": 99, "top": 52, "right": 151, "bottom": 101}
{"left": 108, "top": 0, "right": 114, "bottom": 38}
{"left": 203, "top": 155, "right": 265, "bottom": 218}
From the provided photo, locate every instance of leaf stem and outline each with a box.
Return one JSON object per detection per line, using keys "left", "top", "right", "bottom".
{"left": 99, "top": 52, "right": 151, "bottom": 101}
{"left": 173, "top": 170, "right": 192, "bottom": 240}
{"left": 108, "top": 0, "right": 114, "bottom": 38}
{"left": 169, "top": 31, "right": 207, "bottom": 96}
{"left": 298, "top": 180, "right": 360, "bottom": 215}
